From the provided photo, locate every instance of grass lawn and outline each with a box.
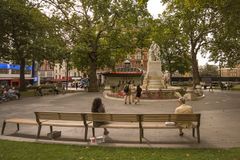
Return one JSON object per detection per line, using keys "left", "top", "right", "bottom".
{"left": 0, "top": 140, "right": 239, "bottom": 160}
{"left": 232, "top": 84, "right": 240, "bottom": 91}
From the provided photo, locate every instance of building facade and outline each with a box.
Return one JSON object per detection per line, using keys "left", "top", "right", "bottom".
{"left": 220, "top": 65, "right": 240, "bottom": 77}
{"left": 0, "top": 61, "right": 33, "bottom": 87}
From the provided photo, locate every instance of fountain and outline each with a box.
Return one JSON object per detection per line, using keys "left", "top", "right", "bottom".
{"left": 105, "top": 42, "right": 203, "bottom": 100}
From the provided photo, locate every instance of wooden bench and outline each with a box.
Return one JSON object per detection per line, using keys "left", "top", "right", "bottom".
{"left": 2, "top": 112, "right": 201, "bottom": 143}
{"left": 1, "top": 118, "right": 37, "bottom": 135}
{"left": 140, "top": 114, "right": 201, "bottom": 143}
{"left": 35, "top": 112, "right": 89, "bottom": 141}
{"left": 85, "top": 113, "right": 201, "bottom": 143}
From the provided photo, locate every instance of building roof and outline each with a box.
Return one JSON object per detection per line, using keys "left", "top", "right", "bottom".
{"left": 103, "top": 67, "right": 143, "bottom": 77}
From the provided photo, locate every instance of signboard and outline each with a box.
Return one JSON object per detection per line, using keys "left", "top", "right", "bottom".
{"left": 34, "top": 76, "right": 38, "bottom": 82}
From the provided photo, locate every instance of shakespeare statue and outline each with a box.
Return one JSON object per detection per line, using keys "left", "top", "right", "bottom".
{"left": 148, "top": 41, "right": 160, "bottom": 62}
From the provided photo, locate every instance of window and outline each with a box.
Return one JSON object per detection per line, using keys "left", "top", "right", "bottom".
{"left": 135, "top": 51, "right": 142, "bottom": 60}
{"left": 0, "top": 69, "right": 9, "bottom": 74}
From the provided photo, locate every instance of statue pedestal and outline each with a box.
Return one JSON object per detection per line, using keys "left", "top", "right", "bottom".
{"left": 142, "top": 61, "right": 165, "bottom": 90}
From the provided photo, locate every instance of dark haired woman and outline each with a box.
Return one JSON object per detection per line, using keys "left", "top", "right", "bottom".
{"left": 91, "top": 98, "right": 109, "bottom": 135}
{"left": 135, "top": 85, "right": 142, "bottom": 104}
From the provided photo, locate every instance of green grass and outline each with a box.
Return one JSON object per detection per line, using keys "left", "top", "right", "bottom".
{"left": 0, "top": 140, "right": 239, "bottom": 160}
{"left": 232, "top": 84, "right": 240, "bottom": 91}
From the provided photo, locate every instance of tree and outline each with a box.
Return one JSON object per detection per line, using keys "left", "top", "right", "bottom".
{"left": 41, "top": 0, "right": 150, "bottom": 92}
{"left": 0, "top": 0, "right": 65, "bottom": 90}
{"left": 151, "top": 17, "right": 191, "bottom": 83}
{"left": 199, "top": 63, "right": 218, "bottom": 77}
{"left": 163, "top": 0, "right": 221, "bottom": 87}
{"left": 208, "top": 0, "right": 240, "bottom": 67}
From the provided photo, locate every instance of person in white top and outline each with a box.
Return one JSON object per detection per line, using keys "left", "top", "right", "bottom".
{"left": 174, "top": 97, "right": 193, "bottom": 136}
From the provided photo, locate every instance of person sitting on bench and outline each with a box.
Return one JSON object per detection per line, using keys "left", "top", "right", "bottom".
{"left": 174, "top": 97, "right": 193, "bottom": 136}
{"left": 91, "top": 98, "right": 109, "bottom": 136}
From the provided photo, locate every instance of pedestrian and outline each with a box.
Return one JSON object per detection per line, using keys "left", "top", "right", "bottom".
{"left": 75, "top": 82, "right": 78, "bottom": 90}
{"left": 130, "top": 83, "right": 136, "bottom": 103}
{"left": 91, "top": 97, "right": 109, "bottom": 136}
{"left": 54, "top": 84, "right": 59, "bottom": 95}
{"left": 174, "top": 97, "right": 193, "bottom": 136}
{"left": 124, "top": 82, "right": 131, "bottom": 104}
{"left": 36, "top": 86, "right": 43, "bottom": 96}
{"left": 135, "top": 85, "right": 142, "bottom": 104}
{"left": 209, "top": 83, "right": 213, "bottom": 92}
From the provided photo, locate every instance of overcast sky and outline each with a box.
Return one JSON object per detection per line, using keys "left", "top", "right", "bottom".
{"left": 147, "top": 0, "right": 215, "bottom": 66}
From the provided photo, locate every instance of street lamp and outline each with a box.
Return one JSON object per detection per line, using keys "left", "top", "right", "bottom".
{"left": 65, "top": 59, "right": 69, "bottom": 91}
{"left": 63, "top": 54, "right": 69, "bottom": 91}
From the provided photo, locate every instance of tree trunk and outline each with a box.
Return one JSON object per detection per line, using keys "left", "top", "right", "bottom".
{"left": 88, "top": 57, "right": 98, "bottom": 92}
{"left": 19, "top": 58, "right": 26, "bottom": 91}
{"left": 191, "top": 51, "right": 200, "bottom": 88}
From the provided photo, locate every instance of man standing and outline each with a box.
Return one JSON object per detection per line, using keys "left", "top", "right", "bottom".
{"left": 124, "top": 82, "right": 131, "bottom": 104}
{"left": 175, "top": 97, "right": 193, "bottom": 136}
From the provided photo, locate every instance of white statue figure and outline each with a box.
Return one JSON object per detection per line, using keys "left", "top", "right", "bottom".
{"left": 163, "top": 71, "right": 170, "bottom": 87}
{"left": 148, "top": 41, "right": 160, "bottom": 61}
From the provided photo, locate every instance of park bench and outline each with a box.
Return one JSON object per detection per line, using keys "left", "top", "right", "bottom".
{"left": 86, "top": 113, "right": 201, "bottom": 143}
{"left": 2, "top": 112, "right": 201, "bottom": 143}
{"left": 1, "top": 118, "right": 37, "bottom": 135}
{"left": 34, "top": 112, "right": 89, "bottom": 141}
{"left": 1, "top": 112, "right": 90, "bottom": 141}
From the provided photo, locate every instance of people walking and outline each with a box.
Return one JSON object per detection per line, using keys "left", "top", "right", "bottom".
{"left": 124, "top": 82, "right": 131, "bottom": 104}
{"left": 135, "top": 85, "right": 142, "bottom": 104}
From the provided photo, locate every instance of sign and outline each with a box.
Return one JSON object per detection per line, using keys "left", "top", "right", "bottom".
{"left": 34, "top": 76, "right": 38, "bottom": 82}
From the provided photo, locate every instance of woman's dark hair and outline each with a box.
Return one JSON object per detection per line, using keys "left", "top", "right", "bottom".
{"left": 91, "top": 97, "right": 103, "bottom": 112}
{"left": 137, "top": 85, "right": 140, "bottom": 89}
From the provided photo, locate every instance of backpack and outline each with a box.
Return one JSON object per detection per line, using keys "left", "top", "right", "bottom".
{"left": 124, "top": 85, "right": 129, "bottom": 93}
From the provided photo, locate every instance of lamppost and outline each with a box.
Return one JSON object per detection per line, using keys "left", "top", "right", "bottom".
{"left": 63, "top": 54, "right": 70, "bottom": 91}
{"left": 66, "top": 59, "right": 69, "bottom": 91}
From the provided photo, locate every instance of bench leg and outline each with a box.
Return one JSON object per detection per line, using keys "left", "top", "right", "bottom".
{"left": 84, "top": 127, "right": 88, "bottom": 141}
{"left": 197, "top": 127, "right": 200, "bottom": 143}
{"left": 139, "top": 128, "right": 143, "bottom": 143}
{"left": 1, "top": 121, "right": 6, "bottom": 135}
{"left": 17, "top": 123, "right": 20, "bottom": 131}
{"left": 192, "top": 128, "right": 195, "bottom": 137}
{"left": 92, "top": 128, "right": 95, "bottom": 137}
{"left": 37, "top": 125, "right": 42, "bottom": 138}
{"left": 141, "top": 128, "right": 144, "bottom": 138}
{"left": 50, "top": 126, "right": 53, "bottom": 133}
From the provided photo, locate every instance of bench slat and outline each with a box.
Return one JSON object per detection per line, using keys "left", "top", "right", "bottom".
{"left": 41, "top": 120, "right": 85, "bottom": 127}
{"left": 88, "top": 122, "right": 139, "bottom": 128}
{"left": 5, "top": 118, "right": 37, "bottom": 125}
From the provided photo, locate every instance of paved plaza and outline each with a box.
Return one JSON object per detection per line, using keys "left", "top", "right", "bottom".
{"left": 0, "top": 90, "right": 240, "bottom": 148}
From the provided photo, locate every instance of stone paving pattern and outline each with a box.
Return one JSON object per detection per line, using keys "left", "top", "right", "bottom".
{"left": 0, "top": 90, "right": 239, "bottom": 148}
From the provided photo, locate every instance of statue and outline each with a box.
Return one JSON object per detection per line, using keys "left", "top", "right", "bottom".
{"left": 142, "top": 41, "right": 165, "bottom": 90}
{"left": 163, "top": 71, "right": 170, "bottom": 88}
{"left": 148, "top": 41, "right": 160, "bottom": 61}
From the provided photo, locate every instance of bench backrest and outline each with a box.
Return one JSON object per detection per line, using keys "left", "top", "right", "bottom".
{"left": 34, "top": 112, "right": 84, "bottom": 123}
{"left": 85, "top": 113, "right": 140, "bottom": 122}
{"left": 34, "top": 112, "right": 200, "bottom": 126}
{"left": 142, "top": 114, "right": 201, "bottom": 126}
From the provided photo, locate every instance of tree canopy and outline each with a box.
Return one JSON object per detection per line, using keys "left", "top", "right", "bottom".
{"left": 40, "top": 0, "right": 150, "bottom": 91}
{"left": 0, "top": 0, "right": 65, "bottom": 90}
{"left": 159, "top": 0, "right": 239, "bottom": 87}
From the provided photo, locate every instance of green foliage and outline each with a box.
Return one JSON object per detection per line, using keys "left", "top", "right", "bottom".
{"left": 162, "top": 0, "right": 240, "bottom": 81}
{"left": 0, "top": 140, "right": 240, "bottom": 160}
{"left": 0, "top": 0, "right": 65, "bottom": 90}
{"left": 161, "top": 0, "right": 223, "bottom": 86}
{"left": 151, "top": 17, "right": 191, "bottom": 77}
{"left": 199, "top": 64, "right": 218, "bottom": 77}
{"left": 42, "top": 0, "right": 150, "bottom": 91}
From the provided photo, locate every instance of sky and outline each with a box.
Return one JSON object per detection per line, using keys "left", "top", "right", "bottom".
{"left": 147, "top": 0, "right": 215, "bottom": 66}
